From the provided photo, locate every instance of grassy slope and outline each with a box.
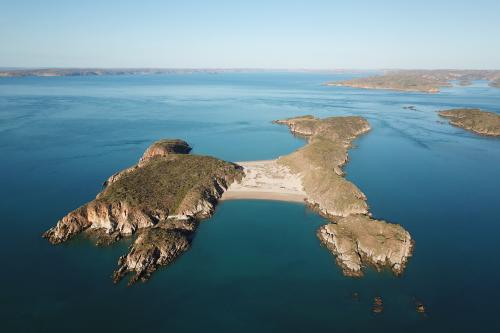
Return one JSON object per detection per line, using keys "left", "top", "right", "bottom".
{"left": 439, "top": 108, "right": 500, "bottom": 136}
{"left": 277, "top": 116, "right": 370, "bottom": 216}
{"left": 98, "top": 155, "right": 242, "bottom": 214}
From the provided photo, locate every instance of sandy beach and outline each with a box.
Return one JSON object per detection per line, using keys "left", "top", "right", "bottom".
{"left": 221, "top": 160, "right": 306, "bottom": 203}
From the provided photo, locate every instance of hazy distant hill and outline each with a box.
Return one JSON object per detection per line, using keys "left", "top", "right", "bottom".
{"left": 326, "top": 70, "right": 500, "bottom": 92}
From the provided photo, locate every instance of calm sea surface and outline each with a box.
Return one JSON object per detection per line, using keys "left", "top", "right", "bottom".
{"left": 0, "top": 73, "right": 499, "bottom": 332}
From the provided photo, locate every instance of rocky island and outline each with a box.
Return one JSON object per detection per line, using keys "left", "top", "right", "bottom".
{"left": 439, "top": 108, "right": 500, "bottom": 137}
{"left": 326, "top": 70, "right": 500, "bottom": 93}
{"left": 271, "top": 116, "right": 413, "bottom": 276}
{"left": 222, "top": 116, "right": 413, "bottom": 276}
{"left": 45, "top": 116, "right": 414, "bottom": 283}
{"left": 44, "top": 139, "right": 243, "bottom": 284}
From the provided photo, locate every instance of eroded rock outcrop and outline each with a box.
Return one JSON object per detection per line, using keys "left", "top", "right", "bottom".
{"left": 275, "top": 116, "right": 413, "bottom": 277}
{"left": 113, "top": 228, "right": 190, "bottom": 285}
{"left": 103, "top": 139, "right": 192, "bottom": 187}
{"left": 44, "top": 139, "right": 243, "bottom": 284}
{"left": 439, "top": 108, "right": 500, "bottom": 137}
{"left": 139, "top": 139, "right": 191, "bottom": 162}
{"left": 317, "top": 215, "right": 413, "bottom": 277}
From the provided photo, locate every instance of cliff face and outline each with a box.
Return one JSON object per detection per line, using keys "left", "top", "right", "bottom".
{"left": 275, "top": 116, "right": 413, "bottom": 277}
{"left": 43, "top": 201, "right": 157, "bottom": 244}
{"left": 439, "top": 109, "right": 500, "bottom": 137}
{"left": 317, "top": 215, "right": 413, "bottom": 277}
{"left": 103, "top": 139, "right": 192, "bottom": 187}
{"left": 139, "top": 139, "right": 192, "bottom": 163}
{"left": 113, "top": 228, "right": 191, "bottom": 285}
{"left": 43, "top": 139, "right": 243, "bottom": 284}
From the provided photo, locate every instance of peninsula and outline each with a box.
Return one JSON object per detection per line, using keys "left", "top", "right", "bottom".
{"left": 223, "top": 115, "right": 413, "bottom": 276}
{"left": 272, "top": 116, "right": 413, "bottom": 276}
{"left": 45, "top": 116, "right": 414, "bottom": 283}
{"left": 439, "top": 108, "right": 500, "bottom": 137}
{"left": 326, "top": 70, "right": 500, "bottom": 93}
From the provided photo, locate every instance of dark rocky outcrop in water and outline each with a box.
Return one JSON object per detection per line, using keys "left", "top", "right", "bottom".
{"left": 439, "top": 108, "right": 500, "bottom": 137}
{"left": 43, "top": 139, "right": 243, "bottom": 284}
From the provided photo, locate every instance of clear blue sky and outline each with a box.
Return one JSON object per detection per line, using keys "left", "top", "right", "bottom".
{"left": 1, "top": 0, "right": 499, "bottom": 69}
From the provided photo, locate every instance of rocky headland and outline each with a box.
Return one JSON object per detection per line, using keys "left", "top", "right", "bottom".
{"left": 273, "top": 115, "right": 413, "bottom": 277}
{"left": 439, "top": 108, "right": 500, "bottom": 137}
{"left": 326, "top": 70, "right": 500, "bottom": 93}
{"left": 44, "top": 139, "right": 243, "bottom": 284}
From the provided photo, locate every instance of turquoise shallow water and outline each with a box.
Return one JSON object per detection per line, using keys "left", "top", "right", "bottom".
{"left": 0, "top": 73, "right": 499, "bottom": 332}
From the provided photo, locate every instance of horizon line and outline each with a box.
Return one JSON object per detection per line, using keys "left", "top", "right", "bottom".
{"left": 2, "top": 67, "right": 500, "bottom": 72}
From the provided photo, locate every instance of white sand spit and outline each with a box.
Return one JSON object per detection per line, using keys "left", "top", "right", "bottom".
{"left": 221, "top": 160, "right": 306, "bottom": 203}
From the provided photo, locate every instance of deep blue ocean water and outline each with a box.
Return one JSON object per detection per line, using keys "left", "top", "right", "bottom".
{"left": 0, "top": 73, "right": 499, "bottom": 332}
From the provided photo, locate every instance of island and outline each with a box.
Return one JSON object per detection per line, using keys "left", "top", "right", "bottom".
{"left": 272, "top": 116, "right": 413, "bottom": 276}
{"left": 44, "top": 116, "right": 414, "bottom": 284}
{"left": 223, "top": 115, "right": 413, "bottom": 277}
{"left": 439, "top": 108, "right": 500, "bottom": 137}
{"left": 0, "top": 68, "right": 245, "bottom": 77}
{"left": 44, "top": 139, "right": 244, "bottom": 284}
{"left": 326, "top": 70, "right": 500, "bottom": 93}
{"left": 0, "top": 68, "right": 355, "bottom": 78}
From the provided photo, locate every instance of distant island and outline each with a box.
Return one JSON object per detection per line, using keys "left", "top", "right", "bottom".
{"left": 326, "top": 70, "right": 500, "bottom": 93}
{"left": 44, "top": 116, "right": 414, "bottom": 284}
{"left": 0, "top": 68, "right": 364, "bottom": 78}
{"left": 439, "top": 108, "right": 500, "bottom": 137}
{"left": 0, "top": 68, "right": 250, "bottom": 77}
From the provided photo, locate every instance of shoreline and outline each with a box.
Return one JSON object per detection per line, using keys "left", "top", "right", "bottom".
{"left": 221, "top": 160, "right": 307, "bottom": 203}
{"left": 220, "top": 191, "right": 306, "bottom": 203}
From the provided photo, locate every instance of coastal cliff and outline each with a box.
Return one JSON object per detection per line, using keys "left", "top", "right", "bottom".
{"left": 318, "top": 215, "right": 413, "bottom": 276}
{"left": 44, "top": 139, "right": 243, "bottom": 284}
{"left": 274, "top": 116, "right": 414, "bottom": 277}
{"left": 439, "top": 108, "right": 500, "bottom": 137}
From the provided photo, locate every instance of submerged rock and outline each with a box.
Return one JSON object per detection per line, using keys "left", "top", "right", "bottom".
{"left": 403, "top": 105, "right": 417, "bottom": 111}
{"left": 416, "top": 302, "right": 426, "bottom": 314}
{"left": 439, "top": 108, "right": 500, "bottom": 137}
{"left": 372, "top": 296, "right": 384, "bottom": 313}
